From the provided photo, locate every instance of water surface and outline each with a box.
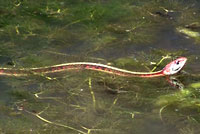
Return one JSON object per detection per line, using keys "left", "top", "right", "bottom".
{"left": 0, "top": 0, "right": 200, "bottom": 134}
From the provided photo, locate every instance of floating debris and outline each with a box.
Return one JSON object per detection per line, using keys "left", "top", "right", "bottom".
{"left": 176, "top": 27, "right": 200, "bottom": 38}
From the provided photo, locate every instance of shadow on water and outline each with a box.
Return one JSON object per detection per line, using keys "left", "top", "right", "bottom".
{"left": 0, "top": 0, "right": 200, "bottom": 134}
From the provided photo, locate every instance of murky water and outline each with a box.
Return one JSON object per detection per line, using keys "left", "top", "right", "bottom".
{"left": 0, "top": 0, "right": 200, "bottom": 134}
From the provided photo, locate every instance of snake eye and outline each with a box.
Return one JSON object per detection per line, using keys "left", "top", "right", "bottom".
{"left": 176, "top": 61, "right": 180, "bottom": 65}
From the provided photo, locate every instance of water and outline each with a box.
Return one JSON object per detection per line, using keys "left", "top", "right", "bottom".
{"left": 0, "top": 0, "right": 200, "bottom": 134}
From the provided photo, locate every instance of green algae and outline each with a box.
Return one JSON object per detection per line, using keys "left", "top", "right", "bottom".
{"left": 155, "top": 86, "right": 200, "bottom": 119}
{"left": 114, "top": 57, "right": 138, "bottom": 67}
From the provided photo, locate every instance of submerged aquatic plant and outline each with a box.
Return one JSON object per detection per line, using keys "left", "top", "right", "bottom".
{"left": 176, "top": 27, "right": 200, "bottom": 43}
{"left": 177, "top": 27, "right": 200, "bottom": 38}
{"left": 155, "top": 82, "right": 200, "bottom": 123}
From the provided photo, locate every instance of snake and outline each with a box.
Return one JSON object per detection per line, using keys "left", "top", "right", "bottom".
{"left": 0, "top": 57, "right": 187, "bottom": 77}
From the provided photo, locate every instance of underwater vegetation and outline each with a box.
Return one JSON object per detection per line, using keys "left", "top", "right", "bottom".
{"left": 0, "top": 0, "right": 200, "bottom": 134}
{"left": 176, "top": 26, "right": 200, "bottom": 43}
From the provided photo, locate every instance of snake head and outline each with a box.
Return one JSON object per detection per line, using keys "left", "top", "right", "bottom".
{"left": 163, "top": 57, "right": 187, "bottom": 75}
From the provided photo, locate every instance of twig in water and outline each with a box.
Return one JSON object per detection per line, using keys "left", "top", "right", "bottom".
{"left": 88, "top": 77, "right": 96, "bottom": 108}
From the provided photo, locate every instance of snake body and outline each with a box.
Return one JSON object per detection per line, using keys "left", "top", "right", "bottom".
{"left": 0, "top": 57, "right": 187, "bottom": 77}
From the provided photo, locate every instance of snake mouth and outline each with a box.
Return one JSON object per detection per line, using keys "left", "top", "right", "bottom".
{"left": 172, "top": 66, "right": 181, "bottom": 72}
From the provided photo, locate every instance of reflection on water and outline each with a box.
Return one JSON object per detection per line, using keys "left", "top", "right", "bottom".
{"left": 0, "top": 0, "right": 200, "bottom": 134}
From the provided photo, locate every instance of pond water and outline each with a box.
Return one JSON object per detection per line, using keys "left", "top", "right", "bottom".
{"left": 0, "top": 0, "right": 200, "bottom": 134}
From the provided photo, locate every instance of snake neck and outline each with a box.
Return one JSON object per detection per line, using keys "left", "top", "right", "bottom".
{"left": 131, "top": 70, "right": 164, "bottom": 77}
